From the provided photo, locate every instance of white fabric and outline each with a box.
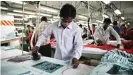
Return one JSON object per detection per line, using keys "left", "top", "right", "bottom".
{"left": 36, "top": 20, "right": 83, "bottom": 60}
{"left": 93, "top": 25, "right": 121, "bottom": 45}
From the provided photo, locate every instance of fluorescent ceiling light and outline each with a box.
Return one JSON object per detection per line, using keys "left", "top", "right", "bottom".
{"left": 103, "top": 1, "right": 111, "bottom": 4}
{"left": 40, "top": 13, "right": 52, "bottom": 17}
{"left": 13, "top": 10, "right": 35, "bottom": 15}
{"left": 96, "top": 20, "right": 103, "bottom": 23}
{"left": 40, "top": 6, "right": 58, "bottom": 13}
{"left": 121, "top": 17, "right": 125, "bottom": 20}
{"left": 128, "top": 23, "right": 130, "bottom": 25}
{"left": 0, "top": 7, "right": 8, "bottom": 10}
{"left": 78, "top": 21, "right": 87, "bottom": 23}
{"left": 77, "top": 15, "right": 88, "bottom": 20}
{"left": 102, "top": 14, "right": 109, "bottom": 18}
{"left": 114, "top": 9, "right": 121, "bottom": 15}
{"left": 14, "top": 18, "right": 28, "bottom": 21}
{"left": 7, "top": 13, "right": 23, "bottom": 16}
{"left": 9, "top": 1, "right": 26, "bottom": 4}
{"left": 53, "top": 16, "right": 60, "bottom": 19}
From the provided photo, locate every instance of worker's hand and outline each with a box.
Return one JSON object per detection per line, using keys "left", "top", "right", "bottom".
{"left": 32, "top": 46, "right": 39, "bottom": 53}
{"left": 31, "top": 46, "right": 40, "bottom": 60}
{"left": 117, "top": 44, "right": 120, "bottom": 48}
{"left": 72, "top": 58, "right": 79, "bottom": 68}
{"left": 96, "top": 40, "right": 103, "bottom": 46}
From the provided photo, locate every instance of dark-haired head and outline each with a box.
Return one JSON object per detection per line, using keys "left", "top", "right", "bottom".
{"left": 41, "top": 16, "right": 47, "bottom": 22}
{"left": 60, "top": 4, "right": 76, "bottom": 19}
{"left": 103, "top": 18, "right": 111, "bottom": 29}
{"left": 113, "top": 21, "right": 118, "bottom": 26}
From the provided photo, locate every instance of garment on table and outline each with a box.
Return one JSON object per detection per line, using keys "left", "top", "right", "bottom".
{"left": 89, "top": 50, "right": 133, "bottom": 75}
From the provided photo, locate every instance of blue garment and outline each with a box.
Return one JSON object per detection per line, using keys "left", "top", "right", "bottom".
{"left": 113, "top": 27, "right": 120, "bottom": 33}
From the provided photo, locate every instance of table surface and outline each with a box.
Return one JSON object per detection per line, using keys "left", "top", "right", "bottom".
{"left": 0, "top": 37, "right": 22, "bottom": 43}
{"left": 1, "top": 49, "right": 28, "bottom": 59}
{"left": 1, "top": 49, "right": 94, "bottom": 75}
{"left": 51, "top": 40, "right": 121, "bottom": 54}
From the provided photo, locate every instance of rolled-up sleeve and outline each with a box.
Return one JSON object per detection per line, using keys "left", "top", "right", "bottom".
{"left": 36, "top": 24, "right": 53, "bottom": 47}
{"left": 110, "top": 27, "right": 121, "bottom": 44}
{"left": 73, "top": 30, "right": 83, "bottom": 59}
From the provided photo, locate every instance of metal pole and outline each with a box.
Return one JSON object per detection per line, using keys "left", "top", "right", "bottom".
{"left": 21, "top": 1, "right": 25, "bottom": 55}
{"left": 87, "top": 1, "right": 92, "bottom": 37}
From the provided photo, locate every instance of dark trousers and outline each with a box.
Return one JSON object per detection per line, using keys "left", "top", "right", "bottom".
{"left": 39, "top": 43, "right": 51, "bottom": 57}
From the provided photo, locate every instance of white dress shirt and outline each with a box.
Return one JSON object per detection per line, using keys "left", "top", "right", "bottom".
{"left": 36, "top": 20, "right": 83, "bottom": 61}
{"left": 93, "top": 24, "right": 121, "bottom": 45}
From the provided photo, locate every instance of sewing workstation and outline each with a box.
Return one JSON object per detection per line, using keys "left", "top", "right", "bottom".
{"left": 1, "top": 1, "right": 133, "bottom": 75}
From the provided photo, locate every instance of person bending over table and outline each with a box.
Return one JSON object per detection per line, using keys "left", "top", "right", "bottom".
{"left": 93, "top": 18, "right": 121, "bottom": 48}
{"left": 32, "top": 4, "right": 83, "bottom": 68}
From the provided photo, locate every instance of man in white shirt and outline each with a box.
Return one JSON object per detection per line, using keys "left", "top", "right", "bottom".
{"left": 94, "top": 18, "right": 121, "bottom": 48}
{"left": 34, "top": 16, "right": 50, "bottom": 45}
{"left": 32, "top": 4, "right": 83, "bottom": 68}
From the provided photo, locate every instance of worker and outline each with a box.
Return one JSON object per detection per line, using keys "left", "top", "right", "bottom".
{"left": 113, "top": 21, "right": 120, "bottom": 34}
{"left": 120, "top": 24, "right": 127, "bottom": 38}
{"left": 110, "top": 21, "right": 120, "bottom": 40}
{"left": 34, "top": 16, "right": 50, "bottom": 45}
{"left": 30, "top": 16, "right": 52, "bottom": 57}
{"left": 79, "top": 24, "right": 84, "bottom": 37}
{"left": 93, "top": 18, "right": 121, "bottom": 48}
{"left": 32, "top": 4, "right": 83, "bottom": 68}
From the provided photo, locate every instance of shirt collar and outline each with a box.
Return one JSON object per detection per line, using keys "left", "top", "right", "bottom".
{"left": 58, "top": 19, "right": 73, "bottom": 29}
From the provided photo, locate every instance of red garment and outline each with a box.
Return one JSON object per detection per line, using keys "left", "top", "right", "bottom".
{"left": 84, "top": 44, "right": 133, "bottom": 54}
{"left": 126, "top": 29, "right": 133, "bottom": 40}
{"left": 28, "top": 32, "right": 35, "bottom": 46}
{"left": 92, "top": 28, "right": 96, "bottom": 34}
{"left": 122, "top": 40, "right": 133, "bottom": 49}
{"left": 120, "top": 27, "right": 127, "bottom": 38}
{"left": 50, "top": 40, "right": 56, "bottom": 47}
{"left": 84, "top": 44, "right": 116, "bottom": 51}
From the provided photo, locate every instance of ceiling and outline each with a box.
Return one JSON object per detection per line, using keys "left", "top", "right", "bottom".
{"left": 1, "top": 1, "right": 133, "bottom": 25}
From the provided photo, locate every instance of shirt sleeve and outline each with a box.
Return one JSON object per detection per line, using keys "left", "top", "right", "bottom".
{"left": 35, "top": 24, "right": 53, "bottom": 47}
{"left": 73, "top": 30, "right": 83, "bottom": 59}
{"left": 93, "top": 27, "right": 100, "bottom": 44}
{"left": 110, "top": 26, "right": 121, "bottom": 44}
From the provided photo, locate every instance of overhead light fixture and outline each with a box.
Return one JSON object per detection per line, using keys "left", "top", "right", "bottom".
{"left": 128, "top": 23, "right": 130, "bottom": 25}
{"left": 14, "top": 18, "right": 28, "bottom": 21}
{"left": 13, "top": 10, "right": 35, "bottom": 15}
{"left": 40, "top": 6, "right": 58, "bottom": 13}
{"left": 103, "top": 1, "right": 111, "bottom": 4}
{"left": 7, "top": 13, "right": 23, "bottom": 16}
{"left": 0, "top": 7, "right": 8, "bottom": 10}
{"left": 114, "top": 9, "right": 121, "bottom": 15}
{"left": 96, "top": 20, "right": 103, "bottom": 23}
{"left": 102, "top": 14, "right": 109, "bottom": 18}
{"left": 77, "top": 15, "right": 88, "bottom": 20}
{"left": 9, "top": 1, "right": 26, "bottom": 4}
{"left": 121, "top": 17, "right": 125, "bottom": 20}
{"left": 26, "top": 15, "right": 36, "bottom": 18}
{"left": 40, "top": 13, "right": 52, "bottom": 17}
{"left": 53, "top": 16, "right": 60, "bottom": 19}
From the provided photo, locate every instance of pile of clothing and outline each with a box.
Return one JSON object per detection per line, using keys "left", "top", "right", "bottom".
{"left": 88, "top": 50, "right": 133, "bottom": 75}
